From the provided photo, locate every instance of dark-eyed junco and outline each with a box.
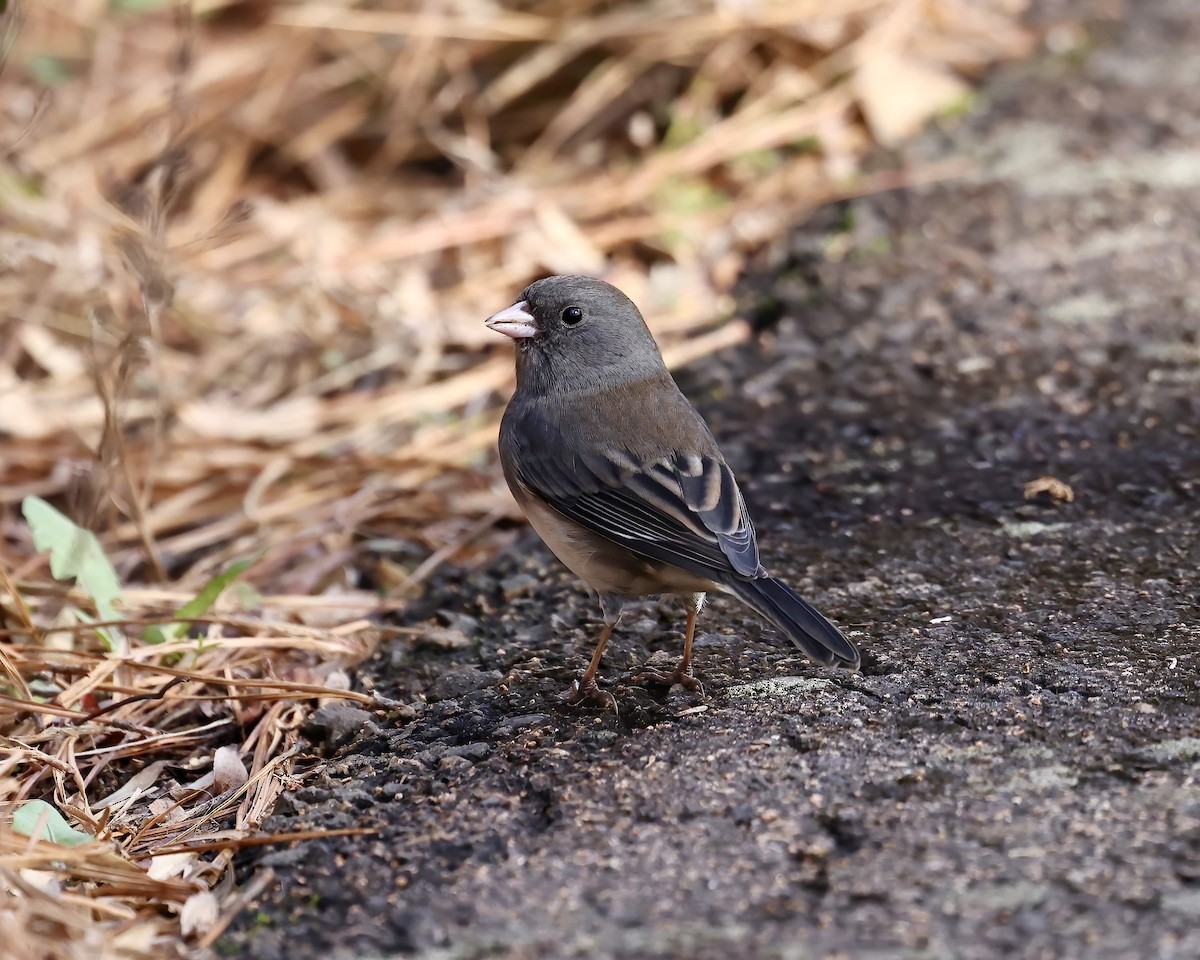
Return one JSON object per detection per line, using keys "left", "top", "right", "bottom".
{"left": 487, "top": 275, "right": 859, "bottom": 708}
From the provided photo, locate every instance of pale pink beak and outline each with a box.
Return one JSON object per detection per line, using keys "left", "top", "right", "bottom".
{"left": 485, "top": 301, "right": 538, "bottom": 339}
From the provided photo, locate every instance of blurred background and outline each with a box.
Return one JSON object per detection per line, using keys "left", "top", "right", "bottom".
{"left": 0, "top": 0, "right": 1030, "bottom": 591}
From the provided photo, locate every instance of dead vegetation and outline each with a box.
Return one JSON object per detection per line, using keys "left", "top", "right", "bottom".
{"left": 0, "top": 0, "right": 1031, "bottom": 956}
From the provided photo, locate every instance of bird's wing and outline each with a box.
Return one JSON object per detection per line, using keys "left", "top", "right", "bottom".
{"left": 504, "top": 407, "right": 761, "bottom": 581}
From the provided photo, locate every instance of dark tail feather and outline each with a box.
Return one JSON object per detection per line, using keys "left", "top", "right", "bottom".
{"left": 729, "top": 577, "right": 860, "bottom": 670}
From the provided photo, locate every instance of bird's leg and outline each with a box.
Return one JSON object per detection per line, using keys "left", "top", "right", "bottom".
{"left": 560, "top": 622, "right": 617, "bottom": 709}
{"left": 635, "top": 592, "right": 706, "bottom": 696}
{"left": 561, "top": 594, "right": 623, "bottom": 711}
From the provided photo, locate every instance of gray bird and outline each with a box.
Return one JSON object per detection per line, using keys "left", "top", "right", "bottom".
{"left": 486, "top": 275, "right": 859, "bottom": 708}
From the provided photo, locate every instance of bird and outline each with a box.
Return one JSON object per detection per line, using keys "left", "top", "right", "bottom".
{"left": 486, "top": 275, "right": 859, "bottom": 708}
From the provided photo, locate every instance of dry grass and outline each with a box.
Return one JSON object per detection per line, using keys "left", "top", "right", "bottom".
{"left": 0, "top": 0, "right": 1032, "bottom": 956}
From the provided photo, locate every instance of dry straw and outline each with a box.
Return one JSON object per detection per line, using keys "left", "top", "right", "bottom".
{"left": 0, "top": 0, "right": 1030, "bottom": 955}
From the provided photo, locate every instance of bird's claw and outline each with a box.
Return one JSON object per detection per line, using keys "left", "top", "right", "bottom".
{"left": 633, "top": 667, "right": 705, "bottom": 698}
{"left": 560, "top": 677, "right": 619, "bottom": 713}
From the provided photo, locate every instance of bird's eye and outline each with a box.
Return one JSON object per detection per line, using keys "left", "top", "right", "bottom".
{"left": 561, "top": 306, "right": 583, "bottom": 325}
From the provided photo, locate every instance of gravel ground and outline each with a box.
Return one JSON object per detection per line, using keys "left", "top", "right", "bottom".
{"left": 223, "top": 2, "right": 1200, "bottom": 957}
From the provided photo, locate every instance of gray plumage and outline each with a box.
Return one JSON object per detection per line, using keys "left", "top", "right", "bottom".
{"left": 488, "top": 275, "right": 858, "bottom": 703}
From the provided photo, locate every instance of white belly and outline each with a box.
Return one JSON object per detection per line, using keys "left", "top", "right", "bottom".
{"left": 519, "top": 489, "right": 714, "bottom": 599}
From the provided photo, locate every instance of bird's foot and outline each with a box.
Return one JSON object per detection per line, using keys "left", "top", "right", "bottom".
{"left": 560, "top": 676, "right": 618, "bottom": 713}
{"left": 633, "top": 665, "right": 705, "bottom": 698}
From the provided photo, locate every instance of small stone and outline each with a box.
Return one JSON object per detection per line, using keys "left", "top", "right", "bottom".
{"left": 628, "top": 617, "right": 661, "bottom": 636}
{"left": 413, "top": 627, "right": 472, "bottom": 651}
{"left": 302, "top": 704, "right": 376, "bottom": 751}
{"left": 428, "top": 667, "right": 503, "bottom": 701}
{"left": 414, "top": 745, "right": 447, "bottom": 767}
{"left": 500, "top": 573, "right": 539, "bottom": 600}
{"left": 440, "top": 612, "right": 481, "bottom": 636}
{"left": 444, "top": 742, "right": 492, "bottom": 763}
{"left": 494, "top": 714, "right": 550, "bottom": 736}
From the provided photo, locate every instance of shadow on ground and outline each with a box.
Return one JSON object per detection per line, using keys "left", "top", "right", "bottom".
{"left": 224, "top": 2, "right": 1200, "bottom": 957}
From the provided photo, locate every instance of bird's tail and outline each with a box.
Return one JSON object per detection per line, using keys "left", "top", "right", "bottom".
{"left": 729, "top": 577, "right": 859, "bottom": 670}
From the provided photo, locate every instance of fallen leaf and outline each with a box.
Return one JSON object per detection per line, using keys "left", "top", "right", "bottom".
{"left": 43, "top": 605, "right": 80, "bottom": 652}
{"left": 212, "top": 746, "right": 248, "bottom": 793}
{"left": 112, "top": 920, "right": 163, "bottom": 953}
{"left": 19, "top": 325, "right": 86, "bottom": 380}
{"left": 17, "top": 869, "right": 61, "bottom": 894}
{"left": 855, "top": 55, "right": 969, "bottom": 146}
{"left": 95, "top": 760, "right": 167, "bottom": 810}
{"left": 11, "top": 799, "right": 94, "bottom": 846}
{"left": 1024, "top": 475, "right": 1075, "bottom": 503}
{"left": 147, "top": 853, "right": 195, "bottom": 882}
{"left": 180, "top": 891, "right": 219, "bottom": 937}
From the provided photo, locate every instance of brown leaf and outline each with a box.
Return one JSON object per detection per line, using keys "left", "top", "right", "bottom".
{"left": 855, "top": 55, "right": 969, "bottom": 146}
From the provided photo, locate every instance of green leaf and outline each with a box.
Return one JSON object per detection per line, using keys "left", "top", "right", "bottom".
{"left": 320, "top": 348, "right": 346, "bottom": 370}
{"left": 232, "top": 580, "right": 263, "bottom": 610}
{"left": 12, "top": 799, "right": 95, "bottom": 847}
{"left": 27, "top": 55, "right": 74, "bottom": 88}
{"left": 663, "top": 115, "right": 703, "bottom": 149}
{"left": 144, "top": 555, "right": 259, "bottom": 645}
{"left": 142, "top": 625, "right": 172, "bottom": 645}
{"left": 655, "top": 176, "right": 729, "bottom": 216}
{"left": 22, "top": 496, "right": 123, "bottom": 650}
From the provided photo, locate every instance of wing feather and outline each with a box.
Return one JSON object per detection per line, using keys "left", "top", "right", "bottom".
{"left": 503, "top": 403, "right": 761, "bottom": 581}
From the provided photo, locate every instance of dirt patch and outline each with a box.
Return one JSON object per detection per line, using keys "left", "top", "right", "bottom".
{"left": 222, "top": 3, "right": 1200, "bottom": 958}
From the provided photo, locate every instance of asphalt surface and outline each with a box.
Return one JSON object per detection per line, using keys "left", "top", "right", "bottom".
{"left": 222, "top": 2, "right": 1200, "bottom": 957}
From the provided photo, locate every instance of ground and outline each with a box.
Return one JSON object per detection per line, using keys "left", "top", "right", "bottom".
{"left": 222, "top": 2, "right": 1200, "bottom": 957}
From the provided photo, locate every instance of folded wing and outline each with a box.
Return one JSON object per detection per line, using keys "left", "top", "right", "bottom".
{"left": 504, "top": 407, "right": 761, "bottom": 582}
